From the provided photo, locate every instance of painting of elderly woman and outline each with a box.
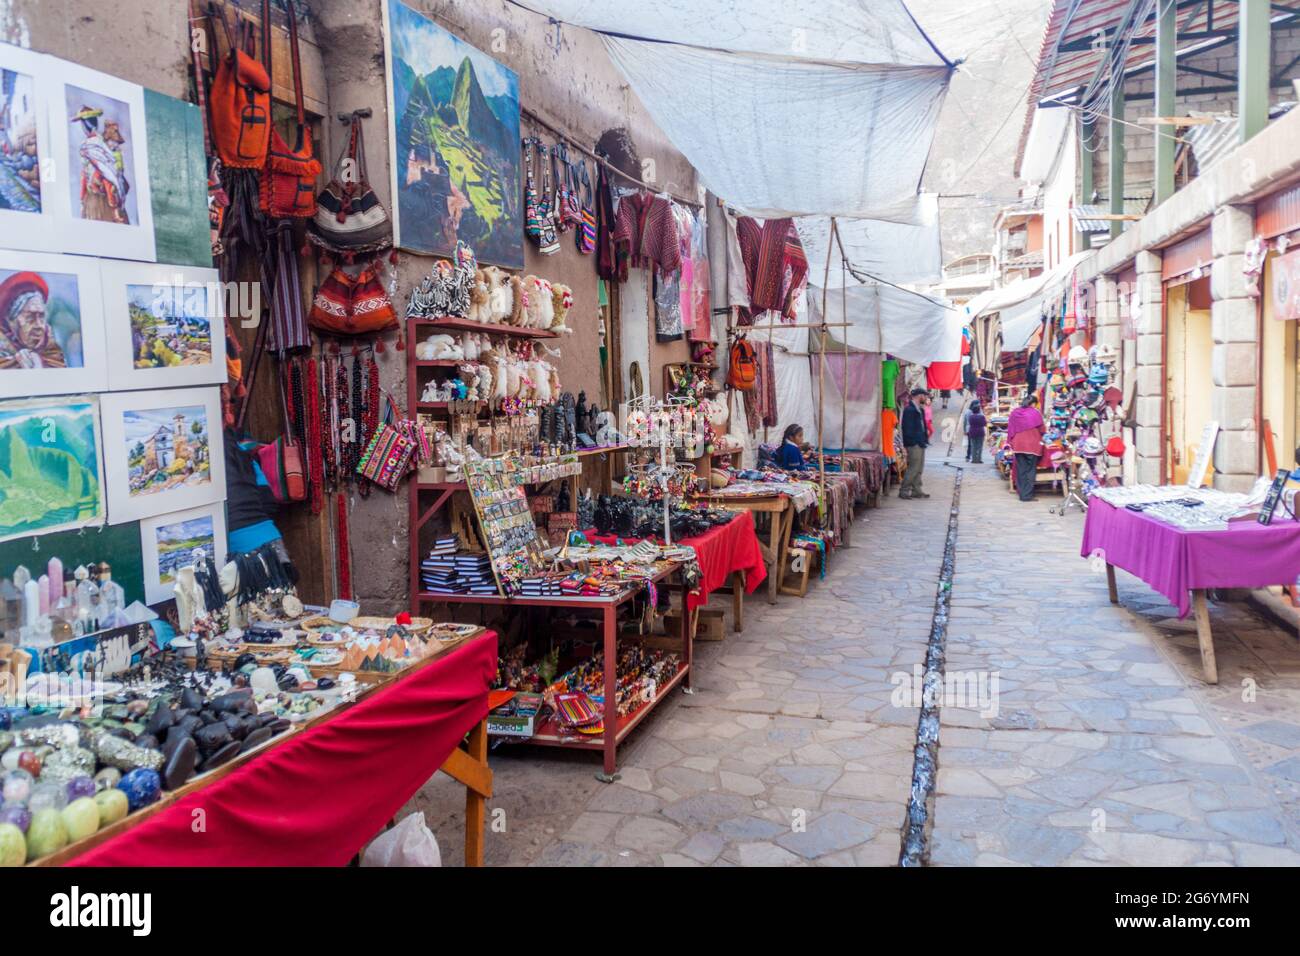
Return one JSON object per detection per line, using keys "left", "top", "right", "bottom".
{"left": 0, "top": 268, "right": 84, "bottom": 371}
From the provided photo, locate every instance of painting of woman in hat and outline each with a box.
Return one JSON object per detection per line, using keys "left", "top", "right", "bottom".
{"left": 0, "top": 270, "right": 76, "bottom": 370}
{"left": 69, "top": 95, "right": 132, "bottom": 225}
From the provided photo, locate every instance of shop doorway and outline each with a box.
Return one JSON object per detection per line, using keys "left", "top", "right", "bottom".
{"left": 1165, "top": 278, "right": 1213, "bottom": 484}
{"left": 1262, "top": 250, "right": 1299, "bottom": 474}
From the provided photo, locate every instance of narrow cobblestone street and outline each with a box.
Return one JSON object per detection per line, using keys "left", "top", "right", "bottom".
{"left": 406, "top": 407, "right": 1300, "bottom": 866}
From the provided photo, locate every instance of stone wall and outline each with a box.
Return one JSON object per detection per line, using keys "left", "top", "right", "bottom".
{"left": 4, "top": 0, "right": 703, "bottom": 613}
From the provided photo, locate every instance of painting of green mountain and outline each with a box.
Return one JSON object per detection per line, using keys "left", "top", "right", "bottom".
{"left": 387, "top": 0, "right": 522, "bottom": 268}
{"left": 0, "top": 398, "right": 104, "bottom": 542}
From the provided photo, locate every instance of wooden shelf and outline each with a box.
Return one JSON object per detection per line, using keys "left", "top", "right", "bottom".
{"left": 416, "top": 401, "right": 487, "bottom": 411}
{"left": 412, "top": 316, "right": 559, "bottom": 339}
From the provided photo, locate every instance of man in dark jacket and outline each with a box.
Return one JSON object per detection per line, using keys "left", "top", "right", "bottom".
{"left": 899, "top": 387, "right": 930, "bottom": 499}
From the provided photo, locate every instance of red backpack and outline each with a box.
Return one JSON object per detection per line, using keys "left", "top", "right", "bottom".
{"left": 728, "top": 336, "right": 758, "bottom": 391}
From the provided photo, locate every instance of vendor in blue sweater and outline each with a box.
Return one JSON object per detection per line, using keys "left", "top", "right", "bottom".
{"left": 776, "top": 424, "right": 812, "bottom": 471}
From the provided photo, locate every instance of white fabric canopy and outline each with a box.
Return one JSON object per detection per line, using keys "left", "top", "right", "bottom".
{"left": 796, "top": 194, "right": 942, "bottom": 287}
{"left": 971, "top": 251, "right": 1089, "bottom": 351}
{"left": 517, "top": 1, "right": 952, "bottom": 220}
{"left": 513, "top": 0, "right": 948, "bottom": 65}
{"left": 806, "top": 282, "right": 962, "bottom": 367}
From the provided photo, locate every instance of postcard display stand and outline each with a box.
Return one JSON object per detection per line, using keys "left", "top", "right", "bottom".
{"left": 464, "top": 461, "right": 548, "bottom": 596}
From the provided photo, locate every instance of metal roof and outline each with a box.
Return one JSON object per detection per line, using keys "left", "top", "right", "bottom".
{"left": 1071, "top": 189, "right": 1154, "bottom": 232}
{"left": 1017, "top": 0, "right": 1300, "bottom": 172}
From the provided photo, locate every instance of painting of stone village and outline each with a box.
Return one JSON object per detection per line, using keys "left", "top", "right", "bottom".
{"left": 386, "top": 0, "right": 522, "bottom": 268}
{"left": 123, "top": 404, "right": 210, "bottom": 498}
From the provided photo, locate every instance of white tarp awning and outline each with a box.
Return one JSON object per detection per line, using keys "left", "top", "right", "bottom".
{"left": 806, "top": 282, "right": 962, "bottom": 367}
{"left": 515, "top": 1, "right": 952, "bottom": 220}
{"left": 972, "top": 251, "right": 1089, "bottom": 350}
{"left": 795, "top": 194, "right": 942, "bottom": 287}
{"left": 512, "top": 0, "right": 948, "bottom": 64}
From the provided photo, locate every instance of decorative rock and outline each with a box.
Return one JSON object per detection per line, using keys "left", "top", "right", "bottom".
{"left": 180, "top": 687, "right": 203, "bottom": 711}
{"left": 194, "top": 723, "right": 231, "bottom": 754}
{"left": 240, "top": 726, "right": 272, "bottom": 753}
{"left": 144, "top": 705, "right": 173, "bottom": 736}
{"left": 39, "top": 746, "right": 94, "bottom": 786}
{"left": 93, "top": 788, "right": 128, "bottom": 827}
{"left": 65, "top": 775, "right": 96, "bottom": 802}
{"left": 93, "top": 767, "right": 121, "bottom": 792}
{"left": 161, "top": 737, "right": 196, "bottom": 791}
{"left": 0, "top": 803, "right": 31, "bottom": 833}
{"left": 117, "top": 769, "right": 161, "bottom": 812}
{"left": 61, "top": 797, "right": 99, "bottom": 842}
{"left": 125, "top": 700, "right": 149, "bottom": 719}
{"left": 25, "top": 807, "right": 67, "bottom": 860}
{"left": 27, "top": 782, "right": 66, "bottom": 814}
{"left": 0, "top": 821, "right": 26, "bottom": 866}
{"left": 2, "top": 769, "right": 33, "bottom": 805}
{"left": 89, "top": 731, "right": 163, "bottom": 773}
{"left": 16, "top": 751, "right": 40, "bottom": 778}
{"left": 0, "top": 749, "right": 23, "bottom": 771}
{"left": 198, "top": 740, "right": 241, "bottom": 772}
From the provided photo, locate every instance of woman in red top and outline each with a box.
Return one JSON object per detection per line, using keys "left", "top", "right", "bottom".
{"left": 1006, "top": 394, "right": 1045, "bottom": 502}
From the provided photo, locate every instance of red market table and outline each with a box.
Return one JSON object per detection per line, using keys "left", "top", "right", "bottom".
{"left": 692, "top": 490, "right": 796, "bottom": 603}
{"left": 585, "top": 510, "right": 768, "bottom": 629}
{"left": 46, "top": 631, "right": 498, "bottom": 867}
{"left": 1081, "top": 499, "right": 1300, "bottom": 684}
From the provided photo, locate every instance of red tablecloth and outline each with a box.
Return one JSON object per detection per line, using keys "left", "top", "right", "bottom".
{"left": 69, "top": 632, "right": 497, "bottom": 866}
{"left": 1081, "top": 500, "right": 1300, "bottom": 618}
{"left": 585, "top": 510, "right": 767, "bottom": 610}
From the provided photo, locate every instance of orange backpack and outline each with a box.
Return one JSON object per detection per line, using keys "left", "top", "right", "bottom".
{"left": 209, "top": 6, "right": 271, "bottom": 169}
{"left": 728, "top": 336, "right": 758, "bottom": 391}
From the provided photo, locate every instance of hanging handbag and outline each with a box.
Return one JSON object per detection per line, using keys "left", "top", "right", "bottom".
{"left": 356, "top": 395, "right": 417, "bottom": 491}
{"left": 208, "top": 3, "right": 271, "bottom": 169}
{"left": 308, "top": 112, "right": 393, "bottom": 256}
{"left": 309, "top": 260, "right": 397, "bottom": 336}
{"left": 575, "top": 159, "right": 596, "bottom": 255}
{"left": 523, "top": 136, "right": 543, "bottom": 243}
{"left": 728, "top": 334, "right": 758, "bottom": 391}
{"left": 259, "top": 0, "right": 322, "bottom": 218}
{"left": 256, "top": 436, "right": 307, "bottom": 502}
{"left": 534, "top": 140, "right": 560, "bottom": 255}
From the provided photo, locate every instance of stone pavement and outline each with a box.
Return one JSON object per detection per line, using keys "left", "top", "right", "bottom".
{"left": 398, "top": 405, "right": 1300, "bottom": 866}
{"left": 933, "top": 442, "right": 1300, "bottom": 866}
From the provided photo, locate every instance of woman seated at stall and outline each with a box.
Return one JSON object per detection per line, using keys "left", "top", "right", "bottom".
{"left": 776, "top": 423, "right": 812, "bottom": 471}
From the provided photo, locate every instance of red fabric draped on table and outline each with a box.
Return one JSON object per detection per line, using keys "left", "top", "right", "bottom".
{"left": 69, "top": 632, "right": 497, "bottom": 866}
{"left": 1081, "top": 500, "right": 1300, "bottom": 618}
{"left": 586, "top": 511, "right": 767, "bottom": 610}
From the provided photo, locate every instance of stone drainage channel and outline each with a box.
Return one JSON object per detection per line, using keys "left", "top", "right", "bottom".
{"left": 898, "top": 461, "right": 963, "bottom": 866}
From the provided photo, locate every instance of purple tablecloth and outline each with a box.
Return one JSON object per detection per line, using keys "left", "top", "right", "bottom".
{"left": 1080, "top": 499, "right": 1300, "bottom": 617}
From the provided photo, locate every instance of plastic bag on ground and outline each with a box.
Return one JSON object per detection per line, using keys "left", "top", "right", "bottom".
{"left": 361, "top": 812, "right": 442, "bottom": 867}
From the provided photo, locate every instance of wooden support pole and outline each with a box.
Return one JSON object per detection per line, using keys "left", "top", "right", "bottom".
{"left": 1109, "top": 73, "right": 1127, "bottom": 240}
{"left": 1239, "top": 0, "right": 1271, "bottom": 143}
{"left": 1079, "top": 116, "right": 1095, "bottom": 251}
{"left": 1154, "top": 0, "right": 1177, "bottom": 205}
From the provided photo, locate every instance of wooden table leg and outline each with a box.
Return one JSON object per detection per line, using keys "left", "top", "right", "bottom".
{"left": 732, "top": 570, "right": 745, "bottom": 633}
{"left": 773, "top": 503, "right": 794, "bottom": 597}
{"left": 438, "top": 717, "right": 493, "bottom": 867}
{"left": 1106, "top": 563, "right": 1119, "bottom": 605}
{"left": 766, "top": 510, "right": 781, "bottom": 605}
{"left": 462, "top": 721, "right": 488, "bottom": 867}
{"left": 1191, "top": 589, "right": 1219, "bottom": 685}
{"left": 602, "top": 604, "right": 618, "bottom": 776}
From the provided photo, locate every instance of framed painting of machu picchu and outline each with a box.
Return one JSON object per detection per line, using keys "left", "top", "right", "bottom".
{"left": 0, "top": 395, "right": 105, "bottom": 543}
{"left": 383, "top": 0, "right": 523, "bottom": 268}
